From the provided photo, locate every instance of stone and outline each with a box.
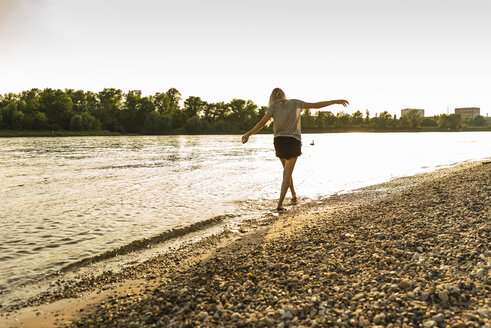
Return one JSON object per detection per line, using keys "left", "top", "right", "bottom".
{"left": 398, "top": 280, "right": 410, "bottom": 289}
{"left": 423, "top": 320, "right": 436, "bottom": 328}
{"left": 353, "top": 293, "right": 364, "bottom": 301}
{"left": 281, "top": 310, "right": 293, "bottom": 319}
{"left": 448, "top": 286, "right": 460, "bottom": 294}
{"left": 432, "top": 313, "right": 444, "bottom": 323}
{"left": 477, "top": 308, "right": 489, "bottom": 317}
{"left": 198, "top": 311, "right": 209, "bottom": 321}
{"left": 438, "top": 290, "right": 449, "bottom": 303}
{"left": 475, "top": 268, "right": 485, "bottom": 278}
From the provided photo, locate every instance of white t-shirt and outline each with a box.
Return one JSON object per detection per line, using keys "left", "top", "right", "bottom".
{"left": 267, "top": 99, "right": 305, "bottom": 141}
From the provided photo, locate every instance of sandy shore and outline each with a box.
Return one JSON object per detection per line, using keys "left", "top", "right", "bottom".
{"left": 1, "top": 161, "right": 489, "bottom": 327}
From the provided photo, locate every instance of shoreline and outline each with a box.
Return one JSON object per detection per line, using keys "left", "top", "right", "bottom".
{"left": 1, "top": 161, "right": 490, "bottom": 327}
{"left": 1, "top": 128, "right": 490, "bottom": 138}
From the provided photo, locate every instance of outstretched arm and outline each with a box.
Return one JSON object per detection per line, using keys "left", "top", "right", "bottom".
{"left": 304, "top": 99, "right": 349, "bottom": 109}
{"left": 242, "top": 112, "right": 273, "bottom": 144}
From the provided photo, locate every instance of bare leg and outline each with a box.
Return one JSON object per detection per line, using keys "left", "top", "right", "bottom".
{"left": 280, "top": 158, "right": 297, "bottom": 201}
{"left": 277, "top": 157, "right": 298, "bottom": 210}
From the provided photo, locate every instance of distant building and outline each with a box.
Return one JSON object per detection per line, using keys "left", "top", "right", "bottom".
{"left": 454, "top": 107, "right": 480, "bottom": 120}
{"left": 401, "top": 108, "right": 424, "bottom": 118}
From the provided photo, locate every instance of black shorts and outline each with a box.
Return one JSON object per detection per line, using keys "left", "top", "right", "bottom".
{"left": 273, "top": 136, "right": 302, "bottom": 159}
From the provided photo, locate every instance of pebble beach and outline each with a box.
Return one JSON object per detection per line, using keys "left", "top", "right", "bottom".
{"left": 1, "top": 161, "right": 490, "bottom": 327}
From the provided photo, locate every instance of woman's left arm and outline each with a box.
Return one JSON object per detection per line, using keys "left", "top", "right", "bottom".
{"left": 242, "top": 112, "right": 273, "bottom": 144}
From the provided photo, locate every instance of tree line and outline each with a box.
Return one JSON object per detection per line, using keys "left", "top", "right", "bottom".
{"left": 0, "top": 88, "right": 488, "bottom": 134}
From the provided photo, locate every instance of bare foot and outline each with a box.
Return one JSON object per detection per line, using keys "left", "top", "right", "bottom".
{"left": 275, "top": 207, "right": 287, "bottom": 212}
{"left": 291, "top": 197, "right": 297, "bottom": 204}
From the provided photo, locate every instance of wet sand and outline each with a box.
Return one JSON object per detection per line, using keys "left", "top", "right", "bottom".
{"left": 1, "top": 161, "right": 489, "bottom": 327}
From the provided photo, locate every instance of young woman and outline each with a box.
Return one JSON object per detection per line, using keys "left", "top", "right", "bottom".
{"left": 242, "top": 88, "right": 348, "bottom": 211}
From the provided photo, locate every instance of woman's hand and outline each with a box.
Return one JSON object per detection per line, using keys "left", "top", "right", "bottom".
{"left": 242, "top": 133, "right": 250, "bottom": 144}
{"left": 337, "top": 99, "right": 349, "bottom": 107}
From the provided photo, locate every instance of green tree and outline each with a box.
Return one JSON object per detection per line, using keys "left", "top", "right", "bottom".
{"left": 70, "top": 115, "right": 83, "bottom": 131}
{"left": 437, "top": 114, "right": 462, "bottom": 130}
{"left": 38, "top": 89, "right": 74, "bottom": 129}
{"left": 209, "top": 102, "right": 230, "bottom": 122}
{"left": 404, "top": 109, "right": 423, "bottom": 128}
{"left": 448, "top": 114, "right": 462, "bottom": 129}
{"left": 184, "top": 96, "right": 206, "bottom": 118}
{"left": 11, "top": 109, "right": 24, "bottom": 129}
{"left": 85, "top": 91, "right": 99, "bottom": 113}
{"left": 301, "top": 109, "right": 316, "bottom": 129}
{"left": 124, "top": 90, "right": 142, "bottom": 112}
{"left": 472, "top": 115, "right": 487, "bottom": 126}
{"left": 19, "top": 89, "right": 40, "bottom": 114}
{"left": 421, "top": 117, "right": 438, "bottom": 127}
{"left": 95, "top": 88, "right": 124, "bottom": 132}
{"left": 243, "top": 100, "right": 259, "bottom": 127}
{"left": 30, "top": 112, "right": 49, "bottom": 130}
{"left": 324, "top": 111, "right": 336, "bottom": 127}
{"left": 1, "top": 102, "right": 18, "bottom": 128}
{"left": 144, "top": 111, "right": 173, "bottom": 134}
{"left": 315, "top": 111, "right": 327, "bottom": 129}
{"left": 119, "top": 90, "right": 142, "bottom": 133}
{"left": 65, "top": 89, "right": 87, "bottom": 113}
{"left": 185, "top": 116, "right": 203, "bottom": 134}
{"left": 365, "top": 109, "right": 370, "bottom": 124}
{"left": 377, "top": 111, "right": 393, "bottom": 129}
{"left": 335, "top": 111, "right": 351, "bottom": 128}
{"left": 81, "top": 112, "right": 100, "bottom": 130}
{"left": 164, "top": 88, "right": 184, "bottom": 128}
{"left": 166, "top": 88, "right": 181, "bottom": 113}
{"left": 202, "top": 102, "right": 220, "bottom": 122}
{"left": 153, "top": 92, "right": 171, "bottom": 114}
{"left": 351, "top": 110, "right": 364, "bottom": 126}
{"left": 98, "top": 88, "right": 123, "bottom": 112}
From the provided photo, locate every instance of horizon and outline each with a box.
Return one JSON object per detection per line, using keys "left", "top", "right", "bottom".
{"left": 1, "top": 0, "right": 490, "bottom": 117}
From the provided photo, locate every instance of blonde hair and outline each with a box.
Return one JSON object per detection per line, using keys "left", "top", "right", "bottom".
{"left": 268, "top": 88, "right": 287, "bottom": 106}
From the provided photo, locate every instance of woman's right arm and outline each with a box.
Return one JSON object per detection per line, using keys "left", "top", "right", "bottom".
{"left": 304, "top": 100, "right": 349, "bottom": 109}
{"left": 242, "top": 112, "right": 273, "bottom": 144}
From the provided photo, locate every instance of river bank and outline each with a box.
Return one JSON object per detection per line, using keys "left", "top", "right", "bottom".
{"left": 1, "top": 127, "right": 490, "bottom": 138}
{"left": 1, "top": 160, "right": 489, "bottom": 327}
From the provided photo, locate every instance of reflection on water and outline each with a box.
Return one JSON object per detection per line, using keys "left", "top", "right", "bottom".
{"left": 0, "top": 132, "right": 490, "bottom": 299}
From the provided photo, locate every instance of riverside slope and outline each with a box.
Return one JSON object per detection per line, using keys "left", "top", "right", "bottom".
{"left": 2, "top": 161, "right": 490, "bottom": 327}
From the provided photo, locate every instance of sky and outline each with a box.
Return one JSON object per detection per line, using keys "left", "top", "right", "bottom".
{"left": 1, "top": 0, "right": 490, "bottom": 117}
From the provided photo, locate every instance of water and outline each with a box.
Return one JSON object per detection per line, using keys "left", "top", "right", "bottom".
{"left": 0, "top": 132, "right": 490, "bottom": 301}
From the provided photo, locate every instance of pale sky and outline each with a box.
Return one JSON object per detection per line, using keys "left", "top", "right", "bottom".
{"left": 1, "top": 0, "right": 490, "bottom": 116}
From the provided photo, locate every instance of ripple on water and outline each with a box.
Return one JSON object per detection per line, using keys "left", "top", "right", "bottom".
{"left": 15, "top": 250, "right": 33, "bottom": 255}
{"left": 4, "top": 239, "right": 23, "bottom": 244}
